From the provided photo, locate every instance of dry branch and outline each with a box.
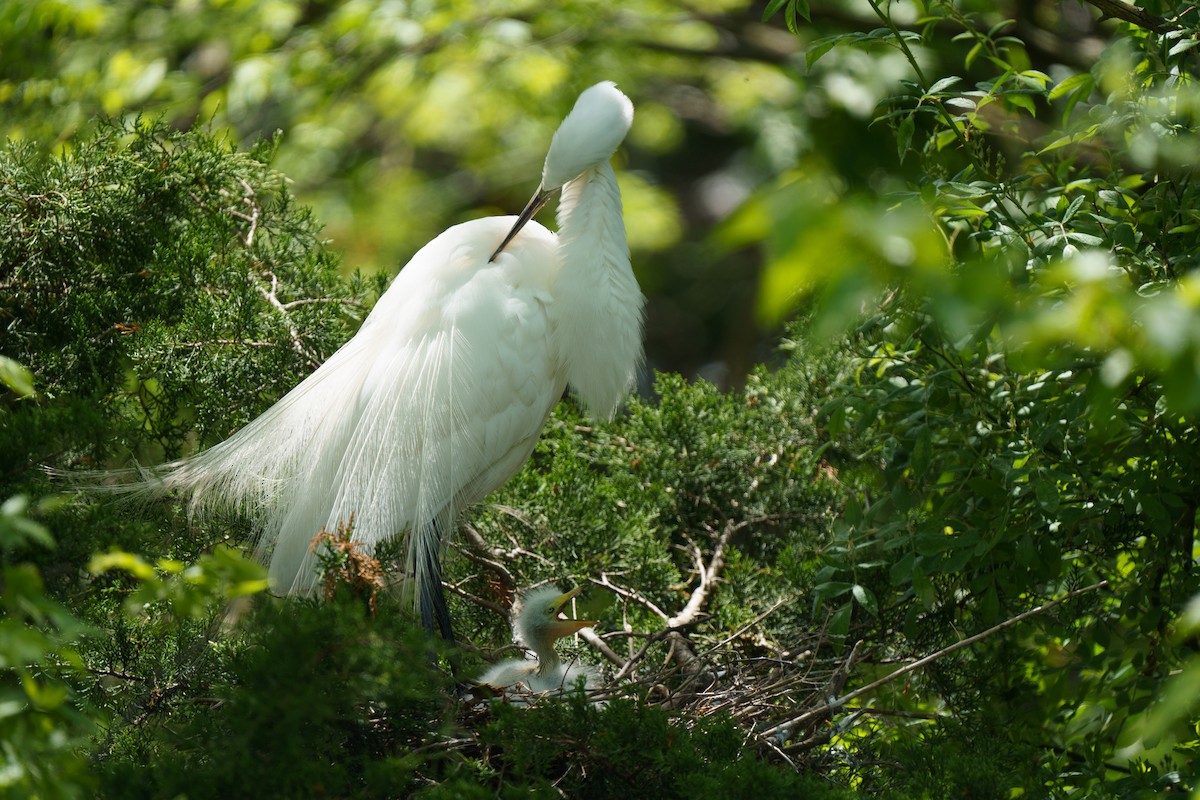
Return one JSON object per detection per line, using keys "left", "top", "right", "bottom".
{"left": 759, "top": 580, "right": 1110, "bottom": 743}
{"left": 1084, "top": 0, "right": 1171, "bottom": 34}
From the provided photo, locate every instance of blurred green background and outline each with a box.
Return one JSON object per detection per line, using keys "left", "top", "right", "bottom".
{"left": 5, "top": 0, "right": 866, "bottom": 381}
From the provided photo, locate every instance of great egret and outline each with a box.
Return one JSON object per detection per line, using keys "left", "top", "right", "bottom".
{"left": 478, "top": 584, "right": 600, "bottom": 698}
{"left": 105, "top": 82, "right": 643, "bottom": 640}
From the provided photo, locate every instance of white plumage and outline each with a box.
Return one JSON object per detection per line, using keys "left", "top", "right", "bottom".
{"left": 110, "top": 82, "right": 644, "bottom": 639}
{"left": 478, "top": 585, "right": 600, "bottom": 698}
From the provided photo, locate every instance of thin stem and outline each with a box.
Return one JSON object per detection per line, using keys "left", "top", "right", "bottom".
{"left": 760, "top": 579, "right": 1110, "bottom": 741}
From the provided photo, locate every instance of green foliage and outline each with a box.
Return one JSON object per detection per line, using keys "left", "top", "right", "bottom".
{"left": 5, "top": 2, "right": 1200, "bottom": 796}
{"left": 1, "top": 118, "right": 377, "bottom": 591}
{"left": 0, "top": 121, "right": 374, "bottom": 798}
{"left": 460, "top": 358, "right": 848, "bottom": 656}
{"left": 0, "top": 496, "right": 95, "bottom": 800}
{"left": 89, "top": 545, "right": 268, "bottom": 620}
{"left": 473, "top": 698, "right": 850, "bottom": 800}
{"left": 739, "top": 1, "right": 1200, "bottom": 794}
{"left": 92, "top": 589, "right": 850, "bottom": 799}
{"left": 1, "top": 119, "right": 370, "bottom": 466}
{"left": 95, "top": 594, "right": 455, "bottom": 799}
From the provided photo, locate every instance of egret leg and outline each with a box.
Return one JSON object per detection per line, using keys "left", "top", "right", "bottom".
{"left": 416, "top": 519, "right": 455, "bottom": 642}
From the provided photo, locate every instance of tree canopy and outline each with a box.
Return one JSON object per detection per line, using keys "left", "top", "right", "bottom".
{"left": 3, "top": 1, "right": 1199, "bottom": 797}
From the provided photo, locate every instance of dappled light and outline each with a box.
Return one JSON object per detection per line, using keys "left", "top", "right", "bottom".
{"left": 4, "top": 1, "right": 1200, "bottom": 797}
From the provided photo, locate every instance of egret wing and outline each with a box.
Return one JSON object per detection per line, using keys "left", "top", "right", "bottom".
{"left": 261, "top": 217, "right": 563, "bottom": 595}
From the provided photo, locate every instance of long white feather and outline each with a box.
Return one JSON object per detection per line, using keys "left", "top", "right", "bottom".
{"left": 142, "top": 216, "right": 563, "bottom": 600}
{"left": 554, "top": 161, "right": 645, "bottom": 418}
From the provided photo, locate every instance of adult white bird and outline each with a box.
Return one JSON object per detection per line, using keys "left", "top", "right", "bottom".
{"left": 478, "top": 584, "right": 600, "bottom": 698}
{"left": 107, "top": 81, "right": 643, "bottom": 640}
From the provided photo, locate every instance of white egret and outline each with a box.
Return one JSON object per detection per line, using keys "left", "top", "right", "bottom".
{"left": 104, "top": 82, "right": 643, "bottom": 641}
{"left": 478, "top": 585, "right": 600, "bottom": 698}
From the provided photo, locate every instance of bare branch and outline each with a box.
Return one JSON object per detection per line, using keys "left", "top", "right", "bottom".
{"left": 444, "top": 581, "right": 508, "bottom": 618}
{"left": 592, "top": 573, "right": 670, "bottom": 620}
{"left": 256, "top": 270, "right": 321, "bottom": 370}
{"left": 237, "top": 178, "right": 260, "bottom": 247}
{"left": 578, "top": 627, "right": 626, "bottom": 668}
{"left": 760, "top": 580, "right": 1110, "bottom": 742}
{"left": 174, "top": 339, "right": 282, "bottom": 350}
{"left": 279, "top": 296, "right": 368, "bottom": 312}
{"left": 455, "top": 522, "right": 515, "bottom": 591}
{"left": 667, "top": 521, "right": 736, "bottom": 628}
{"left": 610, "top": 631, "right": 670, "bottom": 682}
{"left": 1083, "top": 0, "right": 1171, "bottom": 34}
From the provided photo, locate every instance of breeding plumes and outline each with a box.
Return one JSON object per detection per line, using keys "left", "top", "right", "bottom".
{"left": 478, "top": 585, "right": 600, "bottom": 698}
{"left": 94, "top": 82, "right": 644, "bottom": 640}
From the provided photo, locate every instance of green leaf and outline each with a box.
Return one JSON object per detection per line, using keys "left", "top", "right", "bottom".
{"left": 965, "top": 41, "right": 984, "bottom": 71}
{"left": 1168, "top": 38, "right": 1199, "bottom": 57}
{"left": 0, "top": 496, "right": 54, "bottom": 550}
{"left": 1060, "top": 194, "right": 1085, "bottom": 225}
{"left": 89, "top": 550, "right": 158, "bottom": 581}
{"left": 912, "top": 563, "right": 935, "bottom": 607}
{"left": 1006, "top": 93, "right": 1036, "bottom": 114}
{"left": 1039, "top": 125, "right": 1099, "bottom": 154}
{"left": 1066, "top": 232, "right": 1104, "bottom": 246}
{"left": 1034, "top": 478, "right": 1060, "bottom": 513}
{"left": 926, "top": 76, "right": 961, "bottom": 95}
{"left": 1048, "top": 72, "right": 1092, "bottom": 101}
{"left": 935, "top": 128, "right": 958, "bottom": 151}
{"left": 0, "top": 355, "right": 35, "bottom": 398}
{"left": 762, "top": 0, "right": 790, "bottom": 23}
{"left": 851, "top": 584, "right": 878, "bottom": 616}
{"left": 897, "top": 114, "right": 915, "bottom": 162}
{"left": 805, "top": 35, "right": 841, "bottom": 70}
{"left": 828, "top": 602, "right": 853, "bottom": 639}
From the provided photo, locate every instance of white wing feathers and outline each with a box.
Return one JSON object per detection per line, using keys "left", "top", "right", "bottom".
{"left": 151, "top": 217, "right": 562, "bottom": 598}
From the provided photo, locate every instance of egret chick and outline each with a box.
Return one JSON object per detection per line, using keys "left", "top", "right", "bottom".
{"left": 479, "top": 585, "right": 600, "bottom": 698}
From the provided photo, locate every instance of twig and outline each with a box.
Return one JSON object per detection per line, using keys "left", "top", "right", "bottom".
{"left": 701, "top": 596, "right": 795, "bottom": 658}
{"left": 87, "top": 667, "right": 145, "bottom": 682}
{"left": 444, "top": 581, "right": 507, "bottom": 618}
{"left": 174, "top": 339, "right": 282, "bottom": 350}
{"left": 456, "top": 522, "right": 515, "bottom": 590}
{"left": 1084, "top": 0, "right": 1171, "bottom": 33}
{"left": 408, "top": 737, "right": 475, "bottom": 757}
{"left": 760, "top": 580, "right": 1109, "bottom": 742}
{"left": 578, "top": 627, "right": 626, "bottom": 668}
{"left": 667, "top": 520, "right": 736, "bottom": 628}
{"left": 280, "top": 297, "right": 368, "bottom": 312}
{"left": 611, "top": 631, "right": 671, "bottom": 682}
{"left": 592, "top": 574, "right": 670, "bottom": 620}
{"left": 845, "top": 706, "right": 943, "bottom": 721}
{"left": 237, "top": 178, "right": 260, "bottom": 247}
{"left": 256, "top": 270, "right": 321, "bottom": 369}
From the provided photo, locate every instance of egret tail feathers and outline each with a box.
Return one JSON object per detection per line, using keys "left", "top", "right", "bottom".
{"left": 415, "top": 519, "right": 454, "bottom": 641}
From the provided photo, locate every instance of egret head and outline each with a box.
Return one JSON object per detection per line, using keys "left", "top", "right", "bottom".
{"left": 514, "top": 584, "right": 597, "bottom": 649}
{"left": 489, "top": 81, "right": 633, "bottom": 262}
{"left": 540, "top": 81, "right": 634, "bottom": 191}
